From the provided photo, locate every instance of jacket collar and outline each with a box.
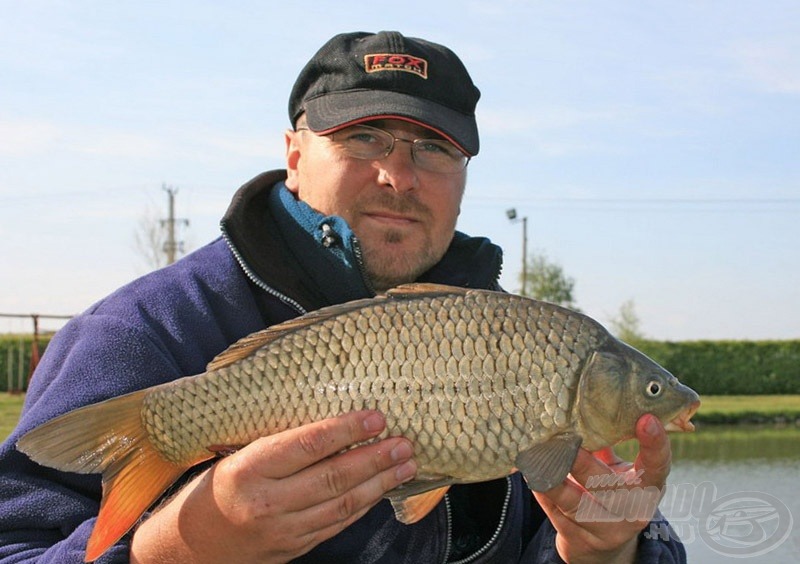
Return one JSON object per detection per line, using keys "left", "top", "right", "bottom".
{"left": 220, "top": 170, "right": 503, "bottom": 312}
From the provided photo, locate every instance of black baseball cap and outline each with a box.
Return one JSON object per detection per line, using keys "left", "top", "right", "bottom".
{"left": 289, "top": 31, "right": 481, "bottom": 156}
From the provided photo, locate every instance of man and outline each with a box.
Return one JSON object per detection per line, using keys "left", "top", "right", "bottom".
{"left": 0, "top": 31, "right": 685, "bottom": 563}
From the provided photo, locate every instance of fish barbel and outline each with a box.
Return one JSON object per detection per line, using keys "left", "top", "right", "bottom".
{"left": 18, "top": 283, "right": 700, "bottom": 561}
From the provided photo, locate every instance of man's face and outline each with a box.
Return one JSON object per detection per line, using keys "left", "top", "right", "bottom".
{"left": 284, "top": 119, "right": 467, "bottom": 292}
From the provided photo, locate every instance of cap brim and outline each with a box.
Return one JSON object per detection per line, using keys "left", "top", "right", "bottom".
{"left": 303, "top": 90, "right": 479, "bottom": 156}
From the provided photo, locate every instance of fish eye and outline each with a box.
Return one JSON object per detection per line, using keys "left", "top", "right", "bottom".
{"left": 646, "top": 381, "right": 662, "bottom": 397}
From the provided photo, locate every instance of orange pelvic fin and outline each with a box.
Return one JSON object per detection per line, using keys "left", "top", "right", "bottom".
{"left": 17, "top": 389, "right": 200, "bottom": 562}
{"left": 389, "top": 485, "right": 451, "bottom": 524}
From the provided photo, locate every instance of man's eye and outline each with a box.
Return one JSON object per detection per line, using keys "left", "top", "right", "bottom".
{"left": 417, "top": 141, "right": 458, "bottom": 158}
{"left": 349, "top": 133, "right": 379, "bottom": 143}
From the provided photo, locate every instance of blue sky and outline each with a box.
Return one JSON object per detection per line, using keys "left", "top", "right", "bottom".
{"left": 1, "top": 1, "right": 798, "bottom": 340}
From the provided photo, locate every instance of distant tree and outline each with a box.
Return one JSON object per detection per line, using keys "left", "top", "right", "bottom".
{"left": 609, "top": 299, "right": 646, "bottom": 344}
{"left": 133, "top": 203, "right": 168, "bottom": 272}
{"left": 521, "top": 250, "right": 578, "bottom": 309}
{"left": 132, "top": 188, "right": 190, "bottom": 272}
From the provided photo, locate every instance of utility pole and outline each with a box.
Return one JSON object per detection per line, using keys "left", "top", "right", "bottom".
{"left": 161, "top": 184, "right": 189, "bottom": 265}
{"left": 506, "top": 208, "right": 529, "bottom": 296}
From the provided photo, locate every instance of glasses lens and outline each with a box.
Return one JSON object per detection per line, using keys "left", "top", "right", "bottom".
{"left": 330, "top": 124, "right": 468, "bottom": 173}
{"left": 330, "top": 126, "right": 393, "bottom": 159}
{"left": 412, "top": 140, "right": 468, "bottom": 173}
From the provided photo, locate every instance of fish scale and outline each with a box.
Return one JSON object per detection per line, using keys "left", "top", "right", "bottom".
{"left": 18, "top": 283, "right": 700, "bottom": 562}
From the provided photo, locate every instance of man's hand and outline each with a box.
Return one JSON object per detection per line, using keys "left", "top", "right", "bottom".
{"left": 130, "top": 410, "right": 416, "bottom": 563}
{"left": 535, "top": 414, "right": 672, "bottom": 564}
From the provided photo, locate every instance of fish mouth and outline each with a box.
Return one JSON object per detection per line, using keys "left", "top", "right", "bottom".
{"left": 665, "top": 400, "right": 701, "bottom": 432}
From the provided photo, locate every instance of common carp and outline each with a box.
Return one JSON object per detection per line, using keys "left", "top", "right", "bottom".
{"left": 18, "top": 283, "right": 700, "bottom": 561}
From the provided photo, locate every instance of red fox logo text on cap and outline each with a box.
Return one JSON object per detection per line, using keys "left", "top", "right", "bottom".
{"left": 364, "top": 54, "right": 428, "bottom": 79}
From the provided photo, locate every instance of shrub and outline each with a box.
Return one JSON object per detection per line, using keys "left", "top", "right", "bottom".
{"left": 0, "top": 335, "right": 51, "bottom": 393}
{"left": 637, "top": 340, "right": 800, "bottom": 395}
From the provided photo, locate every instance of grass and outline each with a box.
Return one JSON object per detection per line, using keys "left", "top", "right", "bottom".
{"left": 697, "top": 394, "right": 800, "bottom": 412}
{"left": 694, "top": 394, "right": 800, "bottom": 424}
{"left": 1, "top": 394, "right": 799, "bottom": 443}
{"left": 0, "top": 393, "right": 25, "bottom": 442}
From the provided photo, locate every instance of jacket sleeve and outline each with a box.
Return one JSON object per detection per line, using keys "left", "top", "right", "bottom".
{"left": 0, "top": 314, "right": 183, "bottom": 563}
{"left": 0, "top": 240, "right": 270, "bottom": 563}
{"left": 519, "top": 510, "right": 687, "bottom": 563}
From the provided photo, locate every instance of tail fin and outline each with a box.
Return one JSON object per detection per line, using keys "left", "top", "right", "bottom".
{"left": 17, "top": 390, "right": 193, "bottom": 562}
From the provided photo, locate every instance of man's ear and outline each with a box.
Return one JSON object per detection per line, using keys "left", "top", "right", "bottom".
{"left": 284, "top": 129, "right": 301, "bottom": 193}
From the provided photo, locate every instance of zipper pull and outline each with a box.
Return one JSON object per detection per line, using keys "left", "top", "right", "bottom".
{"left": 320, "top": 223, "right": 338, "bottom": 248}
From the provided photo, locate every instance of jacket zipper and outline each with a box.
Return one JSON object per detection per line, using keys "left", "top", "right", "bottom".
{"left": 443, "top": 476, "right": 513, "bottom": 564}
{"left": 442, "top": 494, "right": 454, "bottom": 564}
{"left": 351, "top": 235, "right": 377, "bottom": 296}
{"left": 220, "top": 224, "right": 307, "bottom": 316}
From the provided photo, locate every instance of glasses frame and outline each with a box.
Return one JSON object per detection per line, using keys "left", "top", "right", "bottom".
{"left": 295, "top": 124, "right": 470, "bottom": 174}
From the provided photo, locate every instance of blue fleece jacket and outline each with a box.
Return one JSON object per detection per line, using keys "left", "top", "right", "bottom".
{"left": 0, "top": 172, "right": 686, "bottom": 563}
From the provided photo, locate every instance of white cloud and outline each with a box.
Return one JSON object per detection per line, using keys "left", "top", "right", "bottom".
{"left": 730, "top": 39, "right": 800, "bottom": 94}
{"left": 204, "top": 134, "right": 283, "bottom": 161}
{"left": 479, "top": 105, "right": 627, "bottom": 134}
{"left": 0, "top": 116, "right": 281, "bottom": 163}
{"left": 477, "top": 105, "right": 636, "bottom": 157}
{"left": 0, "top": 118, "right": 60, "bottom": 156}
{"left": 71, "top": 131, "right": 169, "bottom": 158}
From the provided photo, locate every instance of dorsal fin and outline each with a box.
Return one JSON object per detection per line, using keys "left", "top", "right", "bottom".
{"left": 206, "top": 283, "right": 470, "bottom": 372}
{"left": 206, "top": 296, "right": 377, "bottom": 371}
{"left": 385, "top": 282, "right": 469, "bottom": 299}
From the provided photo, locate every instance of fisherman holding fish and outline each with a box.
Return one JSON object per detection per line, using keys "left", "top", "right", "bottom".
{"left": 0, "top": 31, "right": 695, "bottom": 563}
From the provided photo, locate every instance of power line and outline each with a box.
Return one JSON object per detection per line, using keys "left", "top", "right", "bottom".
{"left": 466, "top": 196, "right": 800, "bottom": 204}
{"left": 462, "top": 196, "right": 800, "bottom": 213}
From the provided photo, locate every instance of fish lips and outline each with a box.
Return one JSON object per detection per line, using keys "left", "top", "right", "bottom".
{"left": 664, "top": 400, "right": 701, "bottom": 432}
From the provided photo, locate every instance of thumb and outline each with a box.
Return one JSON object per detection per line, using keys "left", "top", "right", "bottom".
{"left": 634, "top": 414, "right": 672, "bottom": 487}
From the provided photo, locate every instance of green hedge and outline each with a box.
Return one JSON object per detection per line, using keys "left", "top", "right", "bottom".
{"left": 637, "top": 340, "right": 800, "bottom": 395}
{"left": 0, "top": 335, "right": 51, "bottom": 393}
{"left": 1, "top": 334, "right": 798, "bottom": 396}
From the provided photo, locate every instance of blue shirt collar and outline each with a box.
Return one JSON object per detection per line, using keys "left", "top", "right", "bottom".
{"left": 270, "top": 182, "right": 374, "bottom": 302}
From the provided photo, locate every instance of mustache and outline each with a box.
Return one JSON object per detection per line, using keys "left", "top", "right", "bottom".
{"left": 363, "top": 192, "right": 432, "bottom": 219}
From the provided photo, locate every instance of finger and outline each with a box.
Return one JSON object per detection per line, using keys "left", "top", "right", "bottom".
{"left": 592, "top": 446, "right": 633, "bottom": 473}
{"left": 536, "top": 490, "right": 643, "bottom": 564}
{"left": 535, "top": 449, "right": 597, "bottom": 516}
{"left": 290, "top": 472, "right": 405, "bottom": 561}
{"left": 244, "top": 410, "right": 389, "bottom": 478}
{"left": 284, "top": 436, "right": 416, "bottom": 512}
{"left": 292, "top": 445, "right": 417, "bottom": 534}
{"left": 262, "top": 439, "right": 417, "bottom": 555}
{"left": 633, "top": 414, "right": 672, "bottom": 488}
{"left": 564, "top": 448, "right": 617, "bottom": 493}
{"left": 534, "top": 490, "right": 582, "bottom": 531}
{"left": 592, "top": 446, "right": 622, "bottom": 466}
{"left": 539, "top": 446, "right": 627, "bottom": 519}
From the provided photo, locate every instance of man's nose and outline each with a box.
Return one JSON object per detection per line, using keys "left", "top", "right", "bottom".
{"left": 375, "top": 140, "right": 419, "bottom": 193}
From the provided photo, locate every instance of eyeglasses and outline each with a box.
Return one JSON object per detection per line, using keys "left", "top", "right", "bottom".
{"left": 296, "top": 124, "right": 470, "bottom": 174}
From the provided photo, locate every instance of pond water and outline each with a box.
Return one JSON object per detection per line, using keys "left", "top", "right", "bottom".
{"left": 619, "top": 424, "right": 800, "bottom": 563}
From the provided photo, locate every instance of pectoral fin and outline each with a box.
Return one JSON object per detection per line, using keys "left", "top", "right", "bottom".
{"left": 515, "top": 433, "right": 583, "bottom": 492}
